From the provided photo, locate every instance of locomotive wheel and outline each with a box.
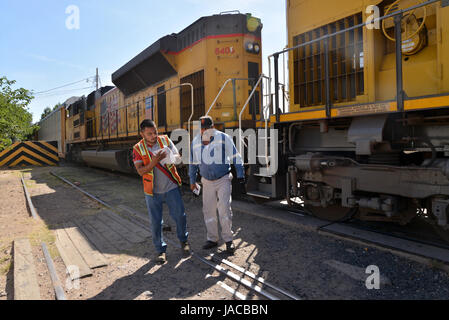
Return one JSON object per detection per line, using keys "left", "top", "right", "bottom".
{"left": 304, "top": 204, "right": 358, "bottom": 222}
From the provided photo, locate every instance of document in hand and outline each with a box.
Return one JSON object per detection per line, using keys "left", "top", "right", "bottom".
{"left": 159, "top": 147, "right": 177, "bottom": 166}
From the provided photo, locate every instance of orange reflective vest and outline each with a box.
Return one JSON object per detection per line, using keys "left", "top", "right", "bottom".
{"left": 133, "top": 135, "right": 182, "bottom": 196}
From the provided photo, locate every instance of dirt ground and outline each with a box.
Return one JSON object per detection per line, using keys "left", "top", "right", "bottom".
{"left": 0, "top": 166, "right": 261, "bottom": 300}
{"left": 2, "top": 165, "right": 449, "bottom": 300}
{"left": 0, "top": 170, "right": 57, "bottom": 300}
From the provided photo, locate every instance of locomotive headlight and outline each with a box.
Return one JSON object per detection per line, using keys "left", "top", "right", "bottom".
{"left": 254, "top": 44, "right": 260, "bottom": 54}
{"left": 246, "top": 43, "right": 254, "bottom": 52}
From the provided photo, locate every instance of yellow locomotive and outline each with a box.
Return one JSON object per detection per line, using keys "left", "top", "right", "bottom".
{"left": 245, "top": 0, "right": 449, "bottom": 232}
{"left": 55, "top": 12, "right": 263, "bottom": 175}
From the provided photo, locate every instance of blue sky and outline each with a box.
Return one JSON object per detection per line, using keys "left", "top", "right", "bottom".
{"left": 0, "top": 0, "right": 287, "bottom": 123}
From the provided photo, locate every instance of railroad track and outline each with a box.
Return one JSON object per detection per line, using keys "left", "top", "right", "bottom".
{"left": 269, "top": 201, "right": 449, "bottom": 251}
{"left": 254, "top": 201, "right": 449, "bottom": 266}
{"left": 57, "top": 166, "right": 449, "bottom": 265}
{"left": 17, "top": 173, "right": 67, "bottom": 300}
{"left": 50, "top": 171, "right": 301, "bottom": 301}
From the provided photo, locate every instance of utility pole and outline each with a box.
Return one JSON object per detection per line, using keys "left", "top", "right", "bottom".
{"left": 96, "top": 68, "right": 99, "bottom": 90}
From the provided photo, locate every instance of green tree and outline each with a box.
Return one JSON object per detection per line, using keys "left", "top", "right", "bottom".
{"left": 40, "top": 103, "right": 62, "bottom": 120}
{"left": 40, "top": 107, "right": 52, "bottom": 120}
{"left": 0, "top": 76, "right": 36, "bottom": 151}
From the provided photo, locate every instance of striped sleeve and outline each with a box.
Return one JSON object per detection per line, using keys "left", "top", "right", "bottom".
{"left": 133, "top": 148, "right": 143, "bottom": 164}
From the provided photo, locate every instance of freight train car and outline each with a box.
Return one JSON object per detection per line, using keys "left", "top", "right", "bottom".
{"left": 38, "top": 96, "right": 81, "bottom": 159}
{"left": 247, "top": 0, "right": 449, "bottom": 235}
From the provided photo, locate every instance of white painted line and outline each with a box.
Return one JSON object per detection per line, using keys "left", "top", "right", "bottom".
{"left": 217, "top": 281, "right": 247, "bottom": 300}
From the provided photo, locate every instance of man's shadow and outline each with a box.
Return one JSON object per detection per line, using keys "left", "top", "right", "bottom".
{"left": 89, "top": 252, "right": 229, "bottom": 300}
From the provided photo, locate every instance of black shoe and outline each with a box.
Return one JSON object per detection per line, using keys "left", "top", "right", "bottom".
{"left": 226, "top": 241, "right": 235, "bottom": 254}
{"left": 156, "top": 252, "right": 167, "bottom": 265}
{"left": 181, "top": 241, "right": 191, "bottom": 254}
{"left": 202, "top": 241, "right": 218, "bottom": 250}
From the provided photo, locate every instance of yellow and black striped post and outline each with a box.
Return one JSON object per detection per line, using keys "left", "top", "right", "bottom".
{"left": 0, "top": 141, "right": 59, "bottom": 167}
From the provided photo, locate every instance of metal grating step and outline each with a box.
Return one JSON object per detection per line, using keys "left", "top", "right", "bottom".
{"left": 246, "top": 190, "right": 272, "bottom": 199}
{"left": 253, "top": 172, "right": 273, "bottom": 178}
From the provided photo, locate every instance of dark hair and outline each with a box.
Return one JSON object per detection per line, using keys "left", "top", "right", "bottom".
{"left": 140, "top": 119, "right": 156, "bottom": 131}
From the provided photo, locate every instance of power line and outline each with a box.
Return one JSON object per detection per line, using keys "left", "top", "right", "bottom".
{"left": 33, "top": 77, "right": 95, "bottom": 95}
{"left": 32, "top": 69, "right": 112, "bottom": 100}
{"left": 33, "top": 86, "right": 94, "bottom": 99}
{"left": 36, "top": 86, "right": 93, "bottom": 97}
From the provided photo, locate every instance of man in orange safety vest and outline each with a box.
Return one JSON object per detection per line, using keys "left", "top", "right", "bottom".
{"left": 133, "top": 120, "right": 189, "bottom": 264}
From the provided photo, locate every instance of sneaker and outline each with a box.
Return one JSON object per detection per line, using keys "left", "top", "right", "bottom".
{"left": 181, "top": 241, "right": 191, "bottom": 254}
{"left": 202, "top": 241, "right": 218, "bottom": 250}
{"left": 226, "top": 241, "right": 235, "bottom": 255}
{"left": 156, "top": 252, "right": 167, "bottom": 265}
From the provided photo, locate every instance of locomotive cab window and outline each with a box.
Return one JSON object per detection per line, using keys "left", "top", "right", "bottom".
{"left": 248, "top": 62, "right": 261, "bottom": 117}
{"left": 157, "top": 85, "right": 167, "bottom": 128}
{"left": 248, "top": 62, "right": 259, "bottom": 85}
{"left": 180, "top": 70, "right": 205, "bottom": 125}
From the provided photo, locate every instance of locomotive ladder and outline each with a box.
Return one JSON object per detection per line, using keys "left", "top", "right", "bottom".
{"left": 206, "top": 74, "right": 284, "bottom": 199}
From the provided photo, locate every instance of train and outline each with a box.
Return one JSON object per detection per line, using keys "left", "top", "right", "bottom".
{"left": 245, "top": 0, "right": 449, "bottom": 235}
{"left": 39, "top": 12, "right": 264, "bottom": 182}
{"left": 39, "top": 1, "right": 449, "bottom": 236}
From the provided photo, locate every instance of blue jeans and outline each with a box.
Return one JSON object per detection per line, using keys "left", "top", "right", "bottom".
{"left": 145, "top": 187, "right": 188, "bottom": 254}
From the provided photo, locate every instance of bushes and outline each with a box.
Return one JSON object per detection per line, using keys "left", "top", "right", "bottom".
{"left": 0, "top": 77, "right": 36, "bottom": 151}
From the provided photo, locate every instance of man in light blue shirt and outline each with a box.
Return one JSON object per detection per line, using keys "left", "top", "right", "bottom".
{"left": 189, "top": 116, "right": 246, "bottom": 254}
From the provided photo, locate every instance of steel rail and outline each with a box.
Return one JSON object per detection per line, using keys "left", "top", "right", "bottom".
{"left": 191, "top": 251, "right": 280, "bottom": 300}
{"left": 50, "top": 171, "right": 115, "bottom": 210}
{"left": 50, "top": 171, "right": 287, "bottom": 300}
{"left": 271, "top": 201, "right": 449, "bottom": 252}
{"left": 343, "top": 218, "right": 449, "bottom": 251}
{"left": 41, "top": 242, "right": 67, "bottom": 300}
{"left": 209, "top": 253, "right": 301, "bottom": 300}
{"left": 21, "top": 174, "right": 38, "bottom": 220}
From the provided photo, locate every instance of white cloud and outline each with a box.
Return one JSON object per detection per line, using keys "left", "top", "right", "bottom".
{"left": 24, "top": 53, "right": 87, "bottom": 71}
